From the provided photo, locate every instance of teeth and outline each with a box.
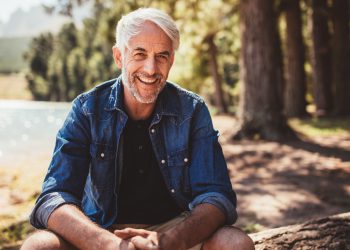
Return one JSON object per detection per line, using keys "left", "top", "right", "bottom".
{"left": 137, "top": 76, "right": 157, "bottom": 84}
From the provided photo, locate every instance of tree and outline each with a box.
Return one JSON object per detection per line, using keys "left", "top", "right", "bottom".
{"left": 309, "top": 0, "right": 333, "bottom": 116}
{"left": 24, "top": 33, "right": 54, "bottom": 100}
{"left": 251, "top": 212, "right": 350, "bottom": 249}
{"left": 204, "top": 33, "right": 228, "bottom": 114}
{"left": 331, "top": 0, "right": 350, "bottom": 116}
{"left": 166, "top": 0, "right": 235, "bottom": 113}
{"left": 283, "top": 0, "right": 307, "bottom": 118}
{"left": 233, "top": 0, "right": 295, "bottom": 141}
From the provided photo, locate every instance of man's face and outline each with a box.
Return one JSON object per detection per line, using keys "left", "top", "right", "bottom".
{"left": 113, "top": 21, "right": 174, "bottom": 104}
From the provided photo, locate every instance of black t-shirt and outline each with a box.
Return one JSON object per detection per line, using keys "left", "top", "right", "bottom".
{"left": 116, "top": 117, "right": 182, "bottom": 224}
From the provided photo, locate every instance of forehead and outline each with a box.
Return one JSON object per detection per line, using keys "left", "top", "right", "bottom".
{"left": 127, "top": 21, "right": 173, "bottom": 52}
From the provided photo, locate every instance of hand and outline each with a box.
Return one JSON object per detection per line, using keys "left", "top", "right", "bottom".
{"left": 114, "top": 228, "right": 159, "bottom": 250}
{"left": 97, "top": 230, "right": 137, "bottom": 250}
{"left": 114, "top": 228, "right": 186, "bottom": 250}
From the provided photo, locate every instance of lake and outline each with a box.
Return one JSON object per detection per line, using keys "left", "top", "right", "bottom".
{"left": 0, "top": 100, "right": 71, "bottom": 168}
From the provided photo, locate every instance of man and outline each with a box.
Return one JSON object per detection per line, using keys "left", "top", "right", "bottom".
{"left": 22, "top": 8, "right": 254, "bottom": 250}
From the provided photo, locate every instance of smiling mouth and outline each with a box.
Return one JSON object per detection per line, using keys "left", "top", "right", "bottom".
{"left": 136, "top": 75, "right": 159, "bottom": 85}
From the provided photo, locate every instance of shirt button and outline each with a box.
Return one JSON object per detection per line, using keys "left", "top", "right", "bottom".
{"left": 171, "top": 189, "right": 175, "bottom": 193}
{"left": 161, "top": 159, "right": 166, "bottom": 164}
{"left": 184, "top": 158, "right": 188, "bottom": 163}
{"left": 151, "top": 128, "right": 155, "bottom": 133}
{"left": 100, "top": 153, "right": 105, "bottom": 158}
{"left": 138, "top": 145, "right": 143, "bottom": 150}
{"left": 138, "top": 169, "right": 144, "bottom": 174}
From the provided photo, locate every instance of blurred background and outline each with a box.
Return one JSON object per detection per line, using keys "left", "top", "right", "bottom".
{"left": 0, "top": 0, "right": 349, "bottom": 249}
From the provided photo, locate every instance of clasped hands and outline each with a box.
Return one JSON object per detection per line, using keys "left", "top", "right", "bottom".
{"left": 114, "top": 228, "right": 159, "bottom": 250}
{"left": 113, "top": 227, "right": 186, "bottom": 250}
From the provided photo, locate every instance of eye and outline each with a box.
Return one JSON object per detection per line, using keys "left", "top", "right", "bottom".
{"left": 156, "top": 54, "right": 168, "bottom": 63}
{"left": 134, "top": 53, "right": 146, "bottom": 60}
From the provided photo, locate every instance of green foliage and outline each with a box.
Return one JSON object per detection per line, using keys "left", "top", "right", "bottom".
{"left": 25, "top": 0, "right": 241, "bottom": 102}
{"left": 0, "top": 37, "right": 32, "bottom": 73}
{"left": 289, "top": 118, "right": 350, "bottom": 137}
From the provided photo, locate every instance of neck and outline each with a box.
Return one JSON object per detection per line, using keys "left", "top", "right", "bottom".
{"left": 123, "top": 89, "right": 156, "bottom": 120}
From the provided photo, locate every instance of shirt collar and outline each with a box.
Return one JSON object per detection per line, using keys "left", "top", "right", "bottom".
{"left": 105, "top": 75, "right": 180, "bottom": 118}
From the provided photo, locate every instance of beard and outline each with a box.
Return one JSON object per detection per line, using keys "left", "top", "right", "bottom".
{"left": 121, "top": 65, "right": 166, "bottom": 104}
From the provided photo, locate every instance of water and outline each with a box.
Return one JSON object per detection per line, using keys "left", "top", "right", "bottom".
{"left": 0, "top": 100, "right": 71, "bottom": 167}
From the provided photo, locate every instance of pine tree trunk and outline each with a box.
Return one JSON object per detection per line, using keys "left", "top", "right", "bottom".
{"left": 233, "top": 0, "right": 295, "bottom": 141}
{"left": 332, "top": 0, "right": 350, "bottom": 116}
{"left": 310, "top": 0, "right": 333, "bottom": 116}
{"left": 206, "top": 34, "right": 228, "bottom": 114}
{"left": 284, "top": 0, "right": 307, "bottom": 118}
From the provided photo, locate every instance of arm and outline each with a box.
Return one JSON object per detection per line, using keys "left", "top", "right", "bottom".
{"left": 48, "top": 204, "right": 135, "bottom": 250}
{"left": 30, "top": 98, "right": 91, "bottom": 228}
{"left": 115, "top": 203, "right": 224, "bottom": 250}
{"left": 159, "top": 203, "right": 225, "bottom": 249}
{"left": 31, "top": 98, "right": 134, "bottom": 249}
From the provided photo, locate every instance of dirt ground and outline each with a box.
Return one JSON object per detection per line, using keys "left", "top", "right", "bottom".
{"left": 213, "top": 115, "right": 350, "bottom": 231}
{"left": 0, "top": 115, "right": 349, "bottom": 247}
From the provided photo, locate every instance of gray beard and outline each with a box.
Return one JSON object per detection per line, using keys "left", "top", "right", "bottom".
{"left": 121, "top": 66, "right": 164, "bottom": 104}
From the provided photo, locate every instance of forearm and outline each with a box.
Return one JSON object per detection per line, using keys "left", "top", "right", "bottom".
{"left": 47, "top": 204, "right": 122, "bottom": 249}
{"left": 161, "top": 203, "right": 225, "bottom": 249}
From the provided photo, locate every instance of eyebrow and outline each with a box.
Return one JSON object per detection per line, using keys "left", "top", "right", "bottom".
{"left": 133, "top": 47, "right": 171, "bottom": 57}
{"left": 133, "top": 47, "right": 146, "bottom": 52}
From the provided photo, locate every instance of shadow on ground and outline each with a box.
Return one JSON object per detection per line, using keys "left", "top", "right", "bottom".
{"left": 223, "top": 135, "right": 350, "bottom": 231}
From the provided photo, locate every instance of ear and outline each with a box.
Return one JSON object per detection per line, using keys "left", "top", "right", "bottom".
{"left": 169, "top": 52, "right": 175, "bottom": 68}
{"left": 112, "top": 46, "right": 122, "bottom": 69}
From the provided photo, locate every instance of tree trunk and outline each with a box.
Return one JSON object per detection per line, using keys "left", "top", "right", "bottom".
{"left": 250, "top": 212, "right": 350, "bottom": 249}
{"left": 206, "top": 34, "right": 228, "bottom": 114}
{"left": 332, "top": 0, "right": 350, "bottom": 116}
{"left": 284, "top": 0, "right": 307, "bottom": 118}
{"left": 309, "top": 0, "right": 333, "bottom": 116}
{"left": 233, "top": 0, "right": 295, "bottom": 141}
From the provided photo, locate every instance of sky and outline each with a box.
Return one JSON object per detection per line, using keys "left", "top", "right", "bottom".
{"left": 0, "top": 0, "right": 55, "bottom": 22}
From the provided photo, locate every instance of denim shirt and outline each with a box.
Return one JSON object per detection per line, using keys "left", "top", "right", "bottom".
{"left": 30, "top": 76, "right": 237, "bottom": 229}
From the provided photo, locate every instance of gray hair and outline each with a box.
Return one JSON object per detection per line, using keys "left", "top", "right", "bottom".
{"left": 116, "top": 8, "right": 180, "bottom": 53}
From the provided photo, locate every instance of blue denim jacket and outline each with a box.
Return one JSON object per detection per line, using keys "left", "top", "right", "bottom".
{"left": 30, "top": 76, "right": 237, "bottom": 229}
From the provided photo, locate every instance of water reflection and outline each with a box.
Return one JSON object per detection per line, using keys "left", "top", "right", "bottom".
{"left": 0, "top": 100, "right": 70, "bottom": 167}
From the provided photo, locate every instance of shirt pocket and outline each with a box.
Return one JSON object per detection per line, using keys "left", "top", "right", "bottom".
{"left": 167, "top": 149, "right": 191, "bottom": 195}
{"left": 89, "top": 143, "right": 116, "bottom": 190}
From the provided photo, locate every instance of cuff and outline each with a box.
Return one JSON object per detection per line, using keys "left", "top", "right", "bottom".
{"left": 188, "top": 192, "right": 237, "bottom": 225}
{"left": 30, "top": 192, "right": 81, "bottom": 229}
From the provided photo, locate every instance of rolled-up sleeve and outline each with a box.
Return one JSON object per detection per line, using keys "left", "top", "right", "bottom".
{"left": 189, "top": 192, "right": 237, "bottom": 225}
{"left": 30, "top": 192, "right": 81, "bottom": 229}
{"left": 30, "top": 97, "right": 91, "bottom": 229}
{"left": 188, "top": 102, "right": 237, "bottom": 225}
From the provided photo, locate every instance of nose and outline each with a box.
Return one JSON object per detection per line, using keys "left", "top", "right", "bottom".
{"left": 143, "top": 57, "right": 157, "bottom": 75}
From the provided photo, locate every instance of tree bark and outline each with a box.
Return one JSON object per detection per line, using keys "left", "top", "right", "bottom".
{"left": 205, "top": 34, "right": 228, "bottom": 114}
{"left": 283, "top": 0, "right": 307, "bottom": 118}
{"left": 250, "top": 212, "right": 350, "bottom": 249}
{"left": 234, "top": 0, "right": 295, "bottom": 141}
{"left": 331, "top": 0, "right": 350, "bottom": 116}
{"left": 309, "top": 0, "right": 333, "bottom": 116}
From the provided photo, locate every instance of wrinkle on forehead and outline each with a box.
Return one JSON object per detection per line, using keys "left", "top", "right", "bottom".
{"left": 126, "top": 21, "right": 173, "bottom": 53}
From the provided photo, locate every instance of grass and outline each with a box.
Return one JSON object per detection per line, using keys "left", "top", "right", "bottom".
{"left": 289, "top": 117, "right": 350, "bottom": 137}
{"left": 0, "top": 220, "right": 34, "bottom": 249}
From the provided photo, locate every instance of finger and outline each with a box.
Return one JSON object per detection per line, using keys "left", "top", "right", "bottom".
{"left": 114, "top": 228, "right": 150, "bottom": 239}
{"left": 119, "top": 239, "right": 137, "bottom": 250}
{"left": 131, "top": 236, "right": 159, "bottom": 250}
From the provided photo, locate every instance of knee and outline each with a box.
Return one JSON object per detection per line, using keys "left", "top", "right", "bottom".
{"left": 21, "top": 230, "right": 66, "bottom": 250}
{"left": 203, "top": 226, "right": 255, "bottom": 250}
